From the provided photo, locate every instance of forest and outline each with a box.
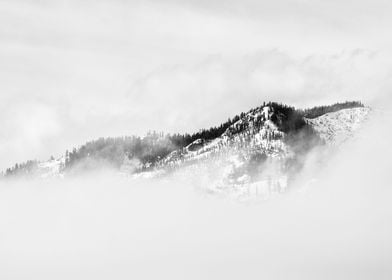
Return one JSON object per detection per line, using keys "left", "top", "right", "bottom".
{"left": 3, "top": 101, "right": 364, "bottom": 177}
{"left": 301, "top": 101, "right": 364, "bottom": 119}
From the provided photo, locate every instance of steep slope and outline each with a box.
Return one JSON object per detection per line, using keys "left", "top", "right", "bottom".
{"left": 135, "top": 106, "right": 371, "bottom": 200}
{"left": 131, "top": 105, "right": 304, "bottom": 200}
{"left": 2, "top": 102, "right": 369, "bottom": 191}
{"left": 154, "top": 105, "right": 289, "bottom": 169}
{"left": 305, "top": 107, "right": 370, "bottom": 145}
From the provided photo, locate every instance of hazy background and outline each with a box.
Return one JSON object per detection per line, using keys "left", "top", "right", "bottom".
{"left": 1, "top": 1, "right": 392, "bottom": 278}
{"left": 1, "top": 0, "right": 392, "bottom": 169}
{"left": 1, "top": 112, "right": 392, "bottom": 280}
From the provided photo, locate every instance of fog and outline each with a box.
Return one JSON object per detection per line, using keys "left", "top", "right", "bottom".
{"left": 2, "top": 0, "right": 392, "bottom": 278}
{"left": 1, "top": 110, "right": 391, "bottom": 280}
{"left": 2, "top": 0, "right": 392, "bottom": 170}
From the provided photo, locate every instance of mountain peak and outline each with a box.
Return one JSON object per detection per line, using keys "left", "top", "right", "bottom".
{"left": 2, "top": 101, "right": 368, "bottom": 195}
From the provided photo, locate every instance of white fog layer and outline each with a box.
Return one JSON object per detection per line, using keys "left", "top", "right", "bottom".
{"left": 1, "top": 0, "right": 392, "bottom": 170}
{"left": 1, "top": 111, "right": 391, "bottom": 279}
{"left": 1, "top": 0, "right": 392, "bottom": 279}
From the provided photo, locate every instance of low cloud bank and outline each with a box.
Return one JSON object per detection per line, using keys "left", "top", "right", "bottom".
{"left": 1, "top": 110, "right": 392, "bottom": 280}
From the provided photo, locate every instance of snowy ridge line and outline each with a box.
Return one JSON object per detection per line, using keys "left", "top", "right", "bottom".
{"left": 2, "top": 104, "right": 370, "bottom": 188}
{"left": 153, "top": 105, "right": 289, "bottom": 171}
{"left": 305, "top": 107, "right": 371, "bottom": 145}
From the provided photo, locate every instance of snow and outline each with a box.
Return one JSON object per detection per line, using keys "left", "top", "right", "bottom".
{"left": 151, "top": 106, "right": 371, "bottom": 201}
{"left": 9, "top": 106, "right": 371, "bottom": 202}
{"left": 306, "top": 107, "right": 371, "bottom": 145}
{"left": 185, "top": 138, "right": 204, "bottom": 150}
{"left": 37, "top": 156, "right": 65, "bottom": 178}
{"left": 263, "top": 106, "right": 271, "bottom": 120}
{"left": 150, "top": 106, "right": 293, "bottom": 200}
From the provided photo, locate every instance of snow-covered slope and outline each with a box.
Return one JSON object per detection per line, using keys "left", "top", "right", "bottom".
{"left": 36, "top": 157, "right": 65, "bottom": 179}
{"left": 156, "top": 105, "right": 289, "bottom": 169}
{"left": 142, "top": 106, "right": 372, "bottom": 200}
{"left": 4, "top": 105, "right": 371, "bottom": 201}
{"left": 305, "top": 107, "right": 370, "bottom": 145}
{"left": 141, "top": 105, "right": 293, "bottom": 200}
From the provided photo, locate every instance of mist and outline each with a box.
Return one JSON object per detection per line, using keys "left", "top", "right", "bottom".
{"left": 2, "top": 0, "right": 392, "bottom": 278}
{"left": 2, "top": 0, "right": 392, "bottom": 170}
{"left": 1, "top": 109, "right": 391, "bottom": 280}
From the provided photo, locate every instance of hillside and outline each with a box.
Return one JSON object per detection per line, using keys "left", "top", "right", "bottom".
{"left": 305, "top": 107, "right": 370, "bottom": 145}
{"left": 2, "top": 101, "right": 367, "bottom": 191}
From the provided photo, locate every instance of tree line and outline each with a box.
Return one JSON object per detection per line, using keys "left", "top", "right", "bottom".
{"left": 301, "top": 101, "right": 364, "bottom": 119}
{"left": 2, "top": 101, "right": 363, "bottom": 177}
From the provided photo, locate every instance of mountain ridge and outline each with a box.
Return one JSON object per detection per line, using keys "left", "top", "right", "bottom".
{"left": 2, "top": 101, "right": 366, "bottom": 182}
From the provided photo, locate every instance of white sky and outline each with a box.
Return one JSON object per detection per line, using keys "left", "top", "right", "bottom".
{"left": 1, "top": 0, "right": 392, "bottom": 169}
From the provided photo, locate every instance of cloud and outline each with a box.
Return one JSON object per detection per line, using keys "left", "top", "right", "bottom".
{"left": 1, "top": 1, "right": 392, "bottom": 278}
{"left": 1, "top": 0, "right": 392, "bottom": 169}
{"left": 1, "top": 110, "right": 392, "bottom": 280}
{"left": 1, "top": 45, "right": 391, "bottom": 170}
{"left": 0, "top": 98, "right": 62, "bottom": 166}
{"left": 126, "top": 49, "right": 392, "bottom": 133}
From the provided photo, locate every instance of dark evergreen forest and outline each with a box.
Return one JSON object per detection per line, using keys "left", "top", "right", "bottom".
{"left": 3, "top": 101, "right": 364, "bottom": 176}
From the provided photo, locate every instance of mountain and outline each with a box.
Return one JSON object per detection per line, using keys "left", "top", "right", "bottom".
{"left": 2, "top": 101, "right": 369, "bottom": 199}
{"left": 136, "top": 102, "right": 370, "bottom": 199}
{"left": 305, "top": 107, "right": 370, "bottom": 145}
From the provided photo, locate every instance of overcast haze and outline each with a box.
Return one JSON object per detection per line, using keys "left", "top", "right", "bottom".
{"left": 1, "top": 0, "right": 392, "bottom": 167}
{"left": 2, "top": 1, "right": 392, "bottom": 279}
{"left": 1, "top": 112, "right": 392, "bottom": 280}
